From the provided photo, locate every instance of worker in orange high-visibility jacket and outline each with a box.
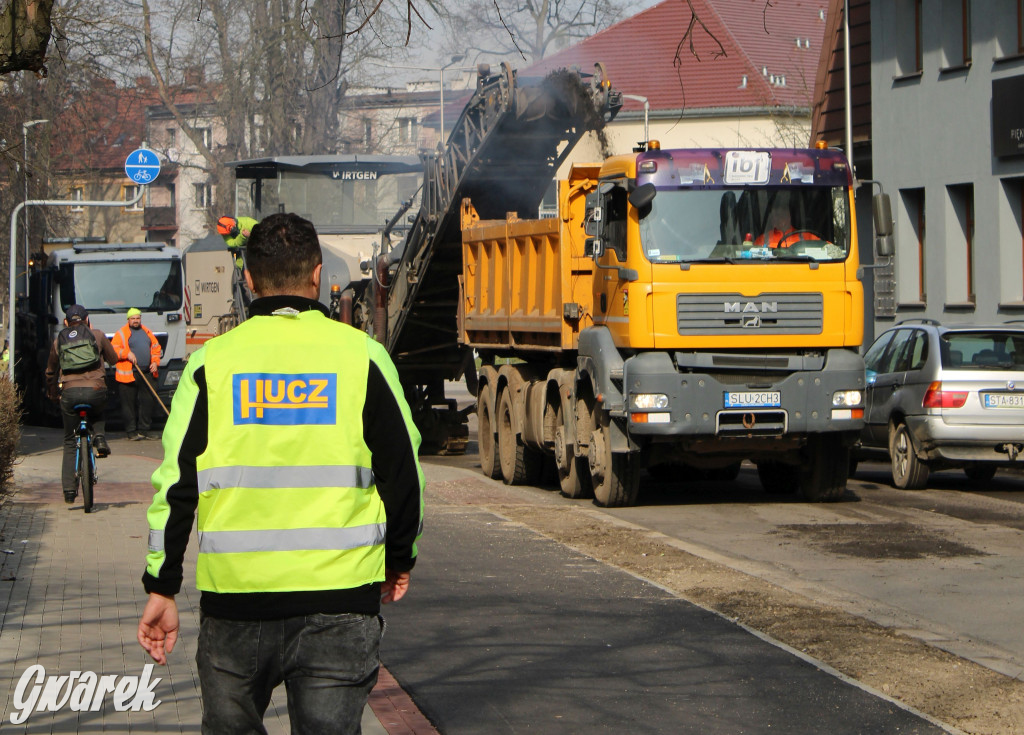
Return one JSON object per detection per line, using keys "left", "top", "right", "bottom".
{"left": 111, "top": 308, "right": 162, "bottom": 440}
{"left": 755, "top": 196, "right": 821, "bottom": 249}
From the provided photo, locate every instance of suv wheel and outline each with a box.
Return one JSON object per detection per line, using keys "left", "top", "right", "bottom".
{"left": 889, "top": 421, "right": 929, "bottom": 490}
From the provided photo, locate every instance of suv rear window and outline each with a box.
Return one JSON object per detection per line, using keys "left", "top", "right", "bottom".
{"left": 940, "top": 331, "right": 1024, "bottom": 370}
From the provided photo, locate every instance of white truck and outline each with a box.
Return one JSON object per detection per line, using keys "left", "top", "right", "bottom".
{"left": 17, "top": 242, "right": 187, "bottom": 422}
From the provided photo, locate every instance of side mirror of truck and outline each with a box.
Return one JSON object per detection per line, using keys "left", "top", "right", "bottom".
{"left": 585, "top": 237, "right": 604, "bottom": 258}
{"left": 872, "top": 193, "right": 895, "bottom": 258}
{"left": 628, "top": 183, "right": 657, "bottom": 214}
{"left": 875, "top": 234, "right": 895, "bottom": 258}
{"left": 872, "top": 193, "right": 893, "bottom": 237}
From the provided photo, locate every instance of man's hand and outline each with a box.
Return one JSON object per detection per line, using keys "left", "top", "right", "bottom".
{"left": 381, "top": 569, "right": 410, "bottom": 604}
{"left": 128, "top": 353, "right": 139, "bottom": 366}
{"left": 150, "top": 367, "right": 159, "bottom": 379}
{"left": 138, "top": 593, "right": 179, "bottom": 665}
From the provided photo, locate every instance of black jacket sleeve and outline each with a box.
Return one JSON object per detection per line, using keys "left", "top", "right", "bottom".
{"left": 363, "top": 360, "right": 423, "bottom": 573}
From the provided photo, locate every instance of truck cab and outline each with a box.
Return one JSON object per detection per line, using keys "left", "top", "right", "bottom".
{"left": 21, "top": 243, "right": 187, "bottom": 421}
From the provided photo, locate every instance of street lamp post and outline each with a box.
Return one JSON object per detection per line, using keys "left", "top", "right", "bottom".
{"left": 22, "top": 119, "right": 48, "bottom": 299}
{"left": 438, "top": 55, "right": 464, "bottom": 147}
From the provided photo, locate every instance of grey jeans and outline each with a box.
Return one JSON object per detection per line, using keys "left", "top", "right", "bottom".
{"left": 196, "top": 612, "right": 382, "bottom": 735}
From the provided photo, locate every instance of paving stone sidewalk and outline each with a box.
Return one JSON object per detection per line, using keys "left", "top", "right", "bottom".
{"left": 0, "top": 428, "right": 432, "bottom": 733}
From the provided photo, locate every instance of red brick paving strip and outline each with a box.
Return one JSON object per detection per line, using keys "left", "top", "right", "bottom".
{"left": 369, "top": 666, "right": 440, "bottom": 735}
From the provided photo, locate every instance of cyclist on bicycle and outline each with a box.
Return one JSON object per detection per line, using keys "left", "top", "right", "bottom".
{"left": 45, "top": 304, "right": 119, "bottom": 504}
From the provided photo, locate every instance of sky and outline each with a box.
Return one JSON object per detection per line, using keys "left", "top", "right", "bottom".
{"left": 382, "top": 0, "right": 665, "bottom": 88}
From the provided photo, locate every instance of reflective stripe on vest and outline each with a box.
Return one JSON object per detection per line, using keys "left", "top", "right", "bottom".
{"left": 198, "top": 523, "right": 386, "bottom": 554}
{"left": 198, "top": 464, "right": 374, "bottom": 492}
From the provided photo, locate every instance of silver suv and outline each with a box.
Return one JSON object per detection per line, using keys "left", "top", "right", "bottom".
{"left": 854, "top": 320, "right": 1024, "bottom": 488}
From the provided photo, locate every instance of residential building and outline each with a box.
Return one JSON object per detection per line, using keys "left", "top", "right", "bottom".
{"left": 521, "top": 0, "right": 830, "bottom": 165}
{"left": 814, "top": 0, "right": 1024, "bottom": 339}
{"left": 143, "top": 74, "right": 224, "bottom": 250}
{"left": 49, "top": 77, "right": 161, "bottom": 255}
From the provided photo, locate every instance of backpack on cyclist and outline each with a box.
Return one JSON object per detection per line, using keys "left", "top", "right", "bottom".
{"left": 57, "top": 325, "right": 101, "bottom": 373}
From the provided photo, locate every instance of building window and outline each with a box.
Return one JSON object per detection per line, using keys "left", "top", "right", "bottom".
{"left": 948, "top": 184, "right": 976, "bottom": 303}
{"left": 994, "top": 0, "right": 1023, "bottom": 56}
{"left": 124, "top": 184, "right": 143, "bottom": 212}
{"left": 941, "top": 0, "right": 972, "bottom": 68}
{"left": 292, "top": 123, "right": 302, "bottom": 143}
{"left": 901, "top": 188, "right": 926, "bottom": 303}
{"left": 895, "top": 0, "right": 924, "bottom": 75}
{"left": 193, "top": 182, "right": 212, "bottom": 209}
{"left": 166, "top": 127, "right": 176, "bottom": 146}
{"left": 363, "top": 119, "right": 373, "bottom": 148}
{"left": 195, "top": 127, "right": 212, "bottom": 150}
{"left": 70, "top": 186, "right": 84, "bottom": 212}
{"left": 397, "top": 117, "right": 418, "bottom": 144}
{"left": 1020, "top": 0, "right": 1024, "bottom": 52}
{"left": 1001, "top": 177, "right": 1024, "bottom": 301}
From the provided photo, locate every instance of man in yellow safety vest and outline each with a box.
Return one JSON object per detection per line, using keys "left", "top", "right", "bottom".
{"left": 138, "top": 212, "right": 424, "bottom": 733}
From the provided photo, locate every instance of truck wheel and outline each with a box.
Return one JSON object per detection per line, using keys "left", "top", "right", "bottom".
{"left": 588, "top": 412, "right": 640, "bottom": 507}
{"left": 799, "top": 434, "right": 849, "bottom": 502}
{"left": 889, "top": 421, "right": 929, "bottom": 490}
{"left": 757, "top": 461, "right": 797, "bottom": 495}
{"left": 477, "top": 384, "right": 501, "bottom": 479}
{"left": 554, "top": 401, "right": 592, "bottom": 499}
{"left": 964, "top": 464, "right": 997, "bottom": 482}
{"left": 497, "top": 388, "right": 543, "bottom": 485}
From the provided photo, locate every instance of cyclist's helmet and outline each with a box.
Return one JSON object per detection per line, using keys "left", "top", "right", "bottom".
{"left": 65, "top": 304, "right": 89, "bottom": 324}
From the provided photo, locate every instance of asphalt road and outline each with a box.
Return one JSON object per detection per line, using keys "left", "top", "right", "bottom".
{"left": 381, "top": 502, "right": 946, "bottom": 734}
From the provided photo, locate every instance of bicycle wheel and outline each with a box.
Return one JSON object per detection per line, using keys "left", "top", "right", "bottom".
{"left": 81, "top": 442, "right": 94, "bottom": 514}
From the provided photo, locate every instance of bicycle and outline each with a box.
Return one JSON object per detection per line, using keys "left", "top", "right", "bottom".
{"left": 72, "top": 403, "right": 99, "bottom": 513}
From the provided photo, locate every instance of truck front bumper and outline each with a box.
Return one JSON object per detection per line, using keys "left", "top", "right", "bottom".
{"left": 620, "top": 349, "right": 865, "bottom": 438}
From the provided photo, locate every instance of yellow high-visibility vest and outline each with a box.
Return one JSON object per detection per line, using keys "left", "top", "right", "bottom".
{"left": 195, "top": 309, "right": 385, "bottom": 593}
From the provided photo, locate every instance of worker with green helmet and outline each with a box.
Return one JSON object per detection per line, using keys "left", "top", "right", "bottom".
{"left": 138, "top": 212, "right": 424, "bottom": 732}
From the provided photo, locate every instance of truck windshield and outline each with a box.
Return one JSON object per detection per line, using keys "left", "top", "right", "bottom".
{"left": 59, "top": 260, "right": 183, "bottom": 313}
{"left": 253, "top": 171, "right": 422, "bottom": 232}
{"left": 639, "top": 186, "right": 850, "bottom": 264}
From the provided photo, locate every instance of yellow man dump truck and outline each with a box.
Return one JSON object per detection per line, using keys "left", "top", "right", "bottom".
{"left": 358, "top": 63, "right": 891, "bottom": 505}
{"left": 464, "top": 145, "right": 882, "bottom": 506}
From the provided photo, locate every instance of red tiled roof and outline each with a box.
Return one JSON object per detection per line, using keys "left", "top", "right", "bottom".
{"left": 52, "top": 81, "right": 160, "bottom": 173}
{"left": 52, "top": 78, "right": 220, "bottom": 174}
{"left": 522, "top": 0, "right": 828, "bottom": 114}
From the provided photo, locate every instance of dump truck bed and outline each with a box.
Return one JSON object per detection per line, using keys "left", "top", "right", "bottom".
{"left": 460, "top": 166, "right": 599, "bottom": 353}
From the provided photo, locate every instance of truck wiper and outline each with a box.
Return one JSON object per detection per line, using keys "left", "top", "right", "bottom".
{"left": 771, "top": 253, "right": 815, "bottom": 261}
{"left": 682, "top": 257, "right": 738, "bottom": 265}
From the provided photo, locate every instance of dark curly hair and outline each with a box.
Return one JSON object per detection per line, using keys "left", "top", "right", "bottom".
{"left": 245, "top": 213, "right": 323, "bottom": 295}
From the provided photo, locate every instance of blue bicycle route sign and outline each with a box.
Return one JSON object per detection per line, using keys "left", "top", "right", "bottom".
{"left": 124, "top": 148, "right": 161, "bottom": 184}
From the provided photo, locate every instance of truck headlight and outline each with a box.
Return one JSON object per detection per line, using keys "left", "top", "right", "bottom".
{"left": 164, "top": 370, "right": 183, "bottom": 387}
{"left": 631, "top": 393, "right": 669, "bottom": 410}
{"left": 832, "top": 390, "right": 862, "bottom": 407}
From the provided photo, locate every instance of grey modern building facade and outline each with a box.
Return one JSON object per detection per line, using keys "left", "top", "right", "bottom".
{"left": 870, "top": 1, "right": 1024, "bottom": 332}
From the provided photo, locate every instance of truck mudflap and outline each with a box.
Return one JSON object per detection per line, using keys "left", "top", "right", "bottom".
{"left": 621, "top": 348, "right": 866, "bottom": 438}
